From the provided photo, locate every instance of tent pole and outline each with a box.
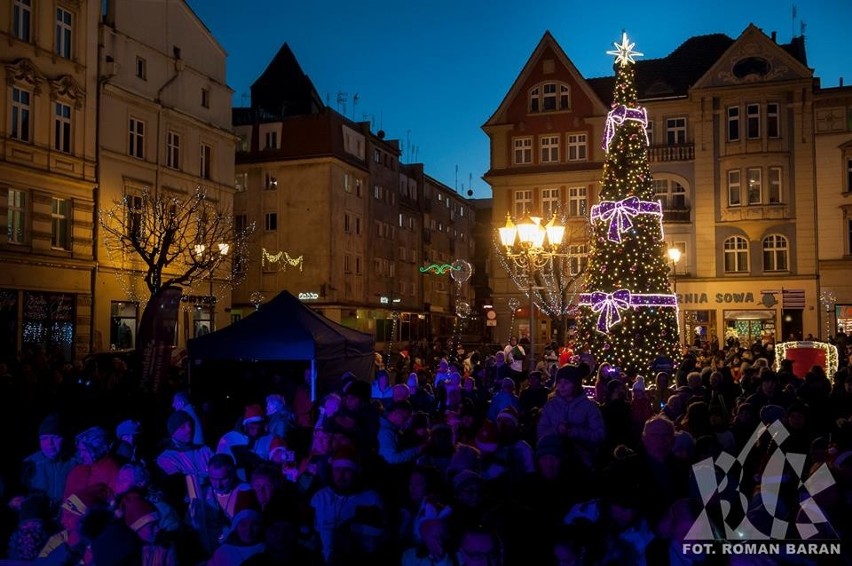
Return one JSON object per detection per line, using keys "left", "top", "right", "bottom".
{"left": 310, "top": 359, "right": 316, "bottom": 403}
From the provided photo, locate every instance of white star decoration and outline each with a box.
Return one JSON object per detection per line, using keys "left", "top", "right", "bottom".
{"left": 607, "top": 32, "right": 643, "bottom": 66}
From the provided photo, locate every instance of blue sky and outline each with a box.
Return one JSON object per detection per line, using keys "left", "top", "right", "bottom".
{"left": 187, "top": 0, "right": 848, "bottom": 199}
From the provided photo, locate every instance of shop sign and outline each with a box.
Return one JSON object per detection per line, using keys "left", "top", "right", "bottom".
{"left": 298, "top": 292, "right": 319, "bottom": 300}
{"left": 678, "top": 292, "right": 756, "bottom": 305}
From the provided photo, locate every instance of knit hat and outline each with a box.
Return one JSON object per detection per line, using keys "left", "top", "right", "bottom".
{"left": 474, "top": 420, "right": 499, "bottom": 453}
{"left": 535, "top": 434, "right": 565, "bottom": 460}
{"left": 496, "top": 406, "right": 520, "bottom": 427}
{"left": 243, "top": 404, "right": 265, "bottom": 425}
{"left": 501, "top": 377, "right": 515, "bottom": 390}
{"left": 115, "top": 419, "right": 140, "bottom": 439}
{"left": 75, "top": 427, "right": 110, "bottom": 461}
{"left": 268, "top": 437, "right": 288, "bottom": 460}
{"left": 120, "top": 493, "right": 159, "bottom": 533}
{"left": 38, "top": 414, "right": 64, "bottom": 437}
{"left": 452, "top": 469, "right": 484, "bottom": 492}
{"left": 166, "top": 410, "right": 193, "bottom": 437}
{"left": 329, "top": 446, "right": 361, "bottom": 470}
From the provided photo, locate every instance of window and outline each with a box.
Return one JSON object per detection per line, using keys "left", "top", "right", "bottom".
{"left": 767, "top": 103, "right": 779, "bottom": 138}
{"left": 166, "top": 131, "right": 180, "bottom": 169}
{"left": 723, "top": 236, "right": 749, "bottom": 273}
{"left": 55, "top": 8, "right": 72, "bottom": 59}
{"left": 355, "top": 256, "right": 362, "bottom": 275}
{"left": 653, "top": 179, "right": 686, "bottom": 209}
{"left": 201, "top": 88, "right": 210, "bottom": 109}
{"left": 542, "top": 188, "right": 560, "bottom": 219}
{"left": 762, "top": 234, "right": 788, "bottom": 272}
{"left": 355, "top": 179, "right": 362, "bottom": 197}
{"left": 768, "top": 167, "right": 782, "bottom": 204}
{"left": 344, "top": 255, "right": 352, "bottom": 274}
{"left": 747, "top": 104, "right": 760, "bottom": 139}
{"left": 126, "top": 195, "right": 143, "bottom": 239}
{"left": 529, "top": 82, "right": 569, "bottom": 112}
{"left": 747, "top": 168, "right": 762, "bottom": 204}
{"left": 264, "top": 131, "right": 277, "bottom": 150}
{"left": 13, "top": 0, "right": 32, "bottom": 42}
{"left": 200, "top": 144, "right": 211, "bottom": 179}
{"left": 11, "top": 87, "right": 31, "bottom": 142}
{"left": 645, "top": 120, "right": 654, "bottom": 145}
{"left": 373, "top": 149, "right": 381, "bottom": 163}
{"left": 344, "top": 173, "right": 352, "bottom": 194}
{"left": 54, "top": 102, "right": 72, "bottom": 153}
{"left": 51, "top": 198, "right": 69, "bottom": 249}
{"left": 727, "top": 106, "right": 740, "bottom": 141}
{"left": 136, "top": 57, "right": 147, "bottom": 80}
{"left": 234, "top": 173, "right": 247, "bottom": 192}
{"left": 568, "top": 187, "right": 587, "bottom": 217}
{"left": 847, "top": 158, "right": 852, "bottom": 193}
{"left": 234, "top": 214, "right": 247, "bottom": 234}
{"left": 666, "top": 118, "right": 687, "bottom": 144}
{"left": 728, "top": 170, "right": 741, "bottom": 206}
{"left": 265, "top": 173, "right": 277, "bottom": 190}
{"left": 344, "top": 214, "right": 352, "bottom": 234}
{"left": 567, "top": 134, "right": 587, "bottom": 161}
{"left": 264, "top": 213, "right": 277, "bottom": 231}
{"left": 128, "top": 118, "right": 145, "bottom": 158}
{"left": 568, "top": 245, "right": 587, "bottom": 276}
{"left": 513, "top": 190, "right": 532, "bottom": 218}
{"left": 7, "top": 189, "right": 25, "bottom": 244}
{"left": 540, "top": 136, "right": 559, "bottom": 163}
{"left": 513, "top": 138, "right": 532, "bottom": 164}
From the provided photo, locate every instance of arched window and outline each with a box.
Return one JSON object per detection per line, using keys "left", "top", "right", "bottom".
{"left": 529, "top": 82, "right": 570, "bottom": 113}
{"left": 762, "top": 234, "right": 788, "bottom": 272}
{"left": 653, "top": 178, "right": 687, "bottom": 209}
{"left": 723, "top": 236, "right": 749, "bottom": 273}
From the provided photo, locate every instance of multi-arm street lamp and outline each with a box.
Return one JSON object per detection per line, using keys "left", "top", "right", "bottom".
{"left": 194, "top": 242, "right": 230, "bottom": 330}
{"left": 668, "top": 246, "right": 682, "bottom": 342}
{"left": 499, "top": 213, "right": 565, "bottom": 372}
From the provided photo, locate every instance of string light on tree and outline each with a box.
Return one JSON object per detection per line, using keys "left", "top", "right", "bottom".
{"left": 577, "top": 32, "right": 679, "bottom": 374}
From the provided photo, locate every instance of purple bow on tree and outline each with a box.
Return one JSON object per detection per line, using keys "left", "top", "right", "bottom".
{"left": 602, "top": 104, "right": 649, "bottom": 151}
{"left": 595, "top": 197, "right": 640, "bottom": 243}
{"left": 590, "top": 289, "right": 631, "bottom": 332}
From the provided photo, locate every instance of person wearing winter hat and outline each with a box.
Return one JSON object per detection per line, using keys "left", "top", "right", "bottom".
{"left": 208, "top": 505, "right": 265, "bottom": 565}
{"left": 486, "top": 377, "right": 520, "bottom": 422}
{"left": 310, "top": 445, "right": 384, "bottom": 562}
{"left": 493, "top": 408, "right": 535, "bottom": 482}
{"left": 190, "top": 453, "right": 255, "bottom": 554}
{"left": 378, "top": 400, "right": 424, "bottom": 466}
{"left": 6, "top": 494, "right": 50, "bottom": 561}
{"left": 112, "top": 419, "right": 142, "bottom": 464}
{"left": 38, "top": 486, "right": 107, "bottom": 561}
{"left": 63, "top": 427, "right": 121, "bottom": 500}
{"left": 265, "top": 393, "right": 295, "bottom": 441}
{"left": 156, "top": 410, "right": 212, "bottom": 482}
{"left": 20, "top": 413, "right": 75, "bottom": 508}
{"left": 118, "top": 491, "right": 178, "bottom": 564}
{"left": 114, "top": 463, "right": 181, "bottom": 534}
{"left": 216, "top": 404, "right": 274, "bottom": 475}
{"left": 172, "top": 390, "right": 205, "bottom": 445}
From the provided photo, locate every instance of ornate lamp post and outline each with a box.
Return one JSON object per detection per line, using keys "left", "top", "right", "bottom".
{"left": 499, "top": 213, "right": 565, "bottom": 371}
{"left": 820, "top": 290, "right": 836, "bottom": 341}
{"left": 194, "top": 241, "right": 230, "bottom": 330}
{"left": 668, "top": 246, "right": 682, "bottom": 343}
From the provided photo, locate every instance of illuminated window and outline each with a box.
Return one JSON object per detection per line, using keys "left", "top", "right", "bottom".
{"left": 513, "top": 190, "right": 532, "bottom": 218}
{"left": 540, "top": 135, "right": 559, "bottom": 163}
{"left": 747, "top": 168, "right": 762, "bottom": 205}
{"left": 11, "top": 87, "right": 31, "bottom": 142}
{"left": 568, "top": 187, "right": 587, "bottom": 217}
{"left": 567, "top": 133, "right": 587, "bottom": 161}
{"left": 762, "top": 234, "right": 788, "bottom": 272}
{"left": 723, "top": 236, "right": 749, "bottom": 273}
{"left": 513, "top": 138, "right": 532, "bottom": 164}
{"left": 654, "top": 179, "right": 687, "bottom": 210}
{"left": 529, "top": 82, "right": 569, "bottom": 112}
{"left": 541, "top": 188, "right": 560, "bottom": 219}
{"left": 265, "top": 131, "right": 277, "bottom": 149}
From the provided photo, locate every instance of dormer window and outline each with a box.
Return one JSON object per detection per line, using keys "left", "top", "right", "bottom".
{"left": 529, "top": 82, "right": 570, "bottom": 113}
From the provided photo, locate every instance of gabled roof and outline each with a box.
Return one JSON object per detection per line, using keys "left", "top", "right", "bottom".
{"left": 250, "top": 43, "right": 324, "bottom": 118}
{"left": 586, "top": 25, "right": 810, "bottom": 103}
{"left": 483, "top": 31, "right": 609, "bottom": 127}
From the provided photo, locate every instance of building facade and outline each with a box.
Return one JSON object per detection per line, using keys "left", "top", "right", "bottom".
{"left": 96, "top": 0, "right": 236, "bottom": 351}
{"left": 233, "top": 44, "right": 474, "bottom": 347}
{"left": 484, "top": 25, "right": 834, "bottom": 351}
{"left": 1, "top": 0, "right": 100, "bottom": 362}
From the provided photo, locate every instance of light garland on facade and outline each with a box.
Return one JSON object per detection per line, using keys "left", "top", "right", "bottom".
{"left": 261, "top": 248, "right": 304, "bottom": 271}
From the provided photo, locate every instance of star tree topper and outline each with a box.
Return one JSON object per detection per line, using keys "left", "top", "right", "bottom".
{"left": 607, "top": 32, "right": 643, "bottom": 66}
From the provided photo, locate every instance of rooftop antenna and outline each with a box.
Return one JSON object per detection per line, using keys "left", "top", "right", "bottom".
{"left": 336, "top": 92, "right": 347, "bottom": 115}
{"left": 406, "top": 130, "right": 411, "bottom": 161}
{"left": 455, "top": 165, "right": 459, "bottom": 191}
{"left": 352, "top": 93, "right": 359, "bottom": 119}
{"left": 791, "top": 3, "right": 797, "bottom": 37}
{"left": 468, "top": 173, "right": 473, "bottom": 194}
{"left": 800, "top": 20, "right": 806, "bottom": 36}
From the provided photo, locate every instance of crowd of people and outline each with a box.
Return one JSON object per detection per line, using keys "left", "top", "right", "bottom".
{"left": 0, "top": 330, "right": 851, "bottom": 565}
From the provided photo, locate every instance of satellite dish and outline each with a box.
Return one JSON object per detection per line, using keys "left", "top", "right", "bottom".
{"left": 377, "top": 130, "right": 385, "bottom": 139}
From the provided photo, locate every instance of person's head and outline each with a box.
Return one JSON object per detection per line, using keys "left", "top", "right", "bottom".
{"left": 115, "top": 419, "right": 140, "bottom": 445}
{"left": 453, "top": 470, "right": 485, "bottom": 509}
{"left": 786, "top": 401, "right": 809, "bottom": 431}
{"left": 266, "top": 394, "right": 286, "bottom": 416}
{"left": 406, "top": 372, "right": 419, "bottom": 391}
{"left": 528, "top": 371, "right": 542, "bottom": 387}
{"left": 172, "top": 391, "right": 190, "bottom": 411}
{"left": 330, "top": 447, "right": 361, "bottom": 493}
{"left": 38, "top": 414, "right": 65, "bottom": 460}
{"left": 535, "top": 434, "right": 565, "bottom": 480}
{"left": 686, "top": 372, "right": 702, "bottom": 389}
{"left": 250, "top": 465, "right": 281, "bottom": 509}
{"left": 556, "top": 365, "right": 583, "bottom": 399}
{"left": 114, "top": 463, "right": 149, "bottom": 496}
{"left": 392, "top": 383, "right": 410, "bottom": 403}
{"left": 167, "top": 410, "right": 194, "bottom": 444}
{"left": 494, "top": 351, "right": 505, "bottom": 365}
{"left": 607, "top": 379, "right": 627, "bottom": 401}
{"left": 375, "top": 369, "right": 390, "bottom": 388}
{"left": 207, "top": 454, "right": 237, "bottom": 495}
{"left": 458, "top": 526, "right": 502, "bottom": 566}
{"left": 642, "top": 416, "right": 675, "bottom": 460}
{"left": 656, "top": 372, "right": 670, "bottom": 389}
{"left": 75, "top": 427, "right": 110, "bottom": 465}
{"left": 761, "top": 370, "right": 779, "bottom": 395}
{"left": 386, "top": 400, "right": 413, "bottom": 428}
{"left": 509, "top": 336, "right": 518, "bottom": 346}
{"left": 243, "top": 404, "right": 266, "bottom": 439}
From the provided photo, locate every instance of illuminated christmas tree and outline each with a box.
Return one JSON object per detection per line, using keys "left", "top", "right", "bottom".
{"left": 578, "top": 33, "right": 679, "bottom": 375}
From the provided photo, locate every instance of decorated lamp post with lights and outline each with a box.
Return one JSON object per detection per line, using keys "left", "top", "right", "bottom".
{"left": 499, "top": 213, "right": 566, "bottom": 371}
{"left": 193, "top": 241, "right": 230, "bottom": 331}
{"left": 820, "top": 290, "right": 836, "bottom": 340}
{"left": 577, "top": 33, "right": 680, "bottom": 374}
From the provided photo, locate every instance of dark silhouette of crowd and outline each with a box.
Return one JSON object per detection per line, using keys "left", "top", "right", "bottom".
{"left": 1, "top": 330, "right": 851, "bottom": 565}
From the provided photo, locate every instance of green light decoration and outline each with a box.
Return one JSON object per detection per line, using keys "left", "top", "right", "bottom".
{"left": 419, "top": 263, "right": 459, "bottom": 275}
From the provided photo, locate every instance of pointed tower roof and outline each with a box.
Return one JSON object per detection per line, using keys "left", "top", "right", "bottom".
{"left": 250, "top": 43, "right": 324, "bottom": 118}
{"left": 483, "top": 30, "right": 609, "bottom": 128}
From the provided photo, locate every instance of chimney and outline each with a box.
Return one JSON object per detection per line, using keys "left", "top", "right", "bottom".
{"left": 771, "top": 31, "right": 777, "bottom": 42}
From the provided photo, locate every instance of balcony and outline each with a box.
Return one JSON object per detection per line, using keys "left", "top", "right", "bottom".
{"left": 647, "top": 144, "right": 694, "bottom": 162}
{"left": 663, "top": 207, "right": 691, "bottom": 223}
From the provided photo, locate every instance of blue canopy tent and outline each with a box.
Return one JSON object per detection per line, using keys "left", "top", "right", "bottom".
{"left": 187, "top": 290, "right": 375, "bottom": 399}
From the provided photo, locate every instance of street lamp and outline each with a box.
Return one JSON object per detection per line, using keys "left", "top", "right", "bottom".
{"left": 194, "top": 241, "right": 230, "bottom": 331}
{"left": 499, "top": 212, "right": 565, "bottom": 372}
{"left": 667, "top": 246, "right": 682, "bottom": 293}
{"left": 820, "top": 290, "right": 836, "bottom": 340}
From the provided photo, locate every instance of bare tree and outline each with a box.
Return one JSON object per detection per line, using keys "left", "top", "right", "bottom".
{"left": 99, "top": 187, "right": 254, "bottom": 301}
{"left": 494, "top": 213, "right": 590, "bottom": 346}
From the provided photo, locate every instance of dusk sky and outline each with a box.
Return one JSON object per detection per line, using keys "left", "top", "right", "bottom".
{"left": 186, "top": 0, "right": 849, "bottom": 199}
